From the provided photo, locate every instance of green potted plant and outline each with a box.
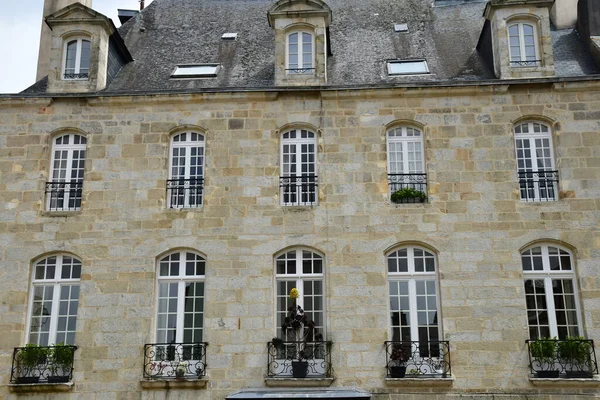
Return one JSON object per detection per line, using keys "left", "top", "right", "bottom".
{"left": 391, "top": 187, "right": 427, "bottom": 204}
{"left": 529, "top": 338, "right": 559, "bottom": 378}
{"left": 15, "top": 344, "right": 49, "bottom": 384}
{"left": 279, "top": 288, "right": 322, "bottom": 378}
{"left": 48, "top": 343, "right": 74, "bottom": 383}
{"left": 389, "top": 346, "right": 410, "bottom": 378}
{"left": 558, "top": 336, "right": 593, "bottom": 378}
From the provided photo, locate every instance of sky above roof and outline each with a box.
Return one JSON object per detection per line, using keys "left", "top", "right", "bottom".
{"left": 0, "top": 0, "right": 154, "bottom": 94}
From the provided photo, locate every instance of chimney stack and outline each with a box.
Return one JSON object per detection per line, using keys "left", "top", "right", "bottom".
{"left": 140, "top": 0, "right": 145, "bottom": 10}
{"left": 550, "top": 0, "right": 578, "bottom": 29}
{"left": 36, "top": 0, "right": 93, "bottom": 81}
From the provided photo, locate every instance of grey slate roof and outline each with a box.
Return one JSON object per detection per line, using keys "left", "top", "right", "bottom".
{"left": 22, "top": 0, "right": 600, "bottom": 94}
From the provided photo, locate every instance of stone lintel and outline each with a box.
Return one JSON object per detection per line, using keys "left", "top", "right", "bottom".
{"left": 384, "top": 377, "right": 455, "bottom": 387}
{"left": 140, "top": 378, "right": 209, "bottom": 389}
{"left": 264, "top": 377, "right": 335, "bottom": 387}
{"left": 8, "top": 382, "right": 74, "bottom": 393}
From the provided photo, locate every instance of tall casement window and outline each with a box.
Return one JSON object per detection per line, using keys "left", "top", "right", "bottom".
{"left": 280, "top": 129, "right": 318, "bottom": 206}
{"left": 275, "top": 248, "right": 325, "bottom": 340}
{"left": 168, "top": 132, "right": 205, "bottom": 208}
{"left": 46, "top": 134, "right": 86, "bottom": 212}
{"left": 287, "top": 31, "right": 314, "bottom": 74}
{"left": 63, "top": 38, "right": 91, "bottom": 79}
{"left": 27, "top": 254, "right": 81, "bottom": 346}
{"left": 147, "top": 251, "right": 207, "bottom": 379}
{"left": 386, "top": 245, "right": 452, "bottom": 378}
{"left": 508, "top": 22, "right": 540, "bottom": 67}
{"left": 387, "top": 126, "right": 427, "bottom": 203}
{"left": 155, "top": 251, "right": 206, "bottom": 344}
{"left": 522, "top": 244, "right": 582, "bottom": 339}
{"left": 514, "top": 121, "right": 558, "bottom": 202}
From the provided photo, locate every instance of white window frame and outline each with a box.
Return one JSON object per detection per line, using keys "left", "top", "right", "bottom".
{"left": 168, "top": 132, "right": 205, "bottom": 208}
{"left": 514, "top": 121, "right": 557, "bottom": 202}
{"left": 62, "top": 37, "right": 91, "bottom": 80}
{"left": 280, "top": 129, "right": 318, "bottom": 206}
{"left": 508, "top": 21, "right": 540, "bottom": 67}
{"left": 47, "top": 133, "right": 87, "bottom": 211}
{"left": 387, "top": 60, "right": 429, "bottom": 75}
{"left": 26, "top": 254, "right": 82, "bottom": 346}
{"left": 274, "top": 248, "right": 326, "bottom": 340}
{"left": 387, "top": 246, "right": 441, "bottom": 347}
{"left": 154, "top": 251, "right": 206, "bottom": 345}
{"left": 286, "top": 31, "right": 315, "bottom": 74}
{"left": 386, "top": 126, "right": 425, "bottom": 175}
{"left": 522, "top": 244, "right": 583, "bottom": 340}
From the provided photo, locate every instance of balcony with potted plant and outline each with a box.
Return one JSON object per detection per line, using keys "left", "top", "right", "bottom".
{"left": 384, "top": 341, "right": 453, "bottom": 386}
{"left": 141, "top": 342, "right": 208, "bottom": 389}
{"left": 266, "top": 288, "right": 333, "bottom": 387}
{"left": 527, "top": 337, "right": 599, "bottom": 386}
{"left": 9, "top": 344, "right": 77, "bottom": 392}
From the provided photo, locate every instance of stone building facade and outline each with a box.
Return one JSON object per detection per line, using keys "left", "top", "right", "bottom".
{"left": 1, "top": 0, "right": 599, "bottom": 399}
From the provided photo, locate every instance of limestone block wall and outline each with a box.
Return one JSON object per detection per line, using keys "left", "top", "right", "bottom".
{"left": 0, "top": 82, "right": 599, "bottom": 400}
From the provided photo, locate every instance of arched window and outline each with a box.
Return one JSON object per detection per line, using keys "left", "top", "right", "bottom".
{"left": 27, "top": 254, "right": 82, "bottom": 345}
{"left": 522, "top": 244, "right": 582, "bottom": 339}
{"left": 286, "top": 31, "right": 314, "bottom": 74}
{"left": 280, "top": 129, "right": 317, "bottom": 206}
{"left": 168, "top": 132, "right": 205, "bottom": 208}
{"left": 148, "top": 250, "right": 207, "bottom": 379}
{"left": 155, "top": 251, "right": 206, "bottom": 344}
{"left": 275, "top": 248, "right": 325, "bottom": 340}
{"left": 63, "top": 38, "right": 91, "bottom": 79}
{"left": 514, "top": 121, "right": 557, "bottom": 201}
{"left": 508, "top": 22, "right": 540, "bottom": 67}
{"left": 387, "top": 246, "right": 443, "bottom": 362}
{"left": 387, "top": 126, "right": 427, "bottom": 203}
{"left": 47, "top": 134, "right": 87, "bottom": 211}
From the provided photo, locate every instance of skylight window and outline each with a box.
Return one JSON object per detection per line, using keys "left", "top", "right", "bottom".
{"left": 394, "top": 23, "right": 408, "bottom": 32}
{"left": 387, "top": 60, "right": 429, "bottom": 75}
{"left": 222, "top": 32, "right": 238, "bottom": 40}
{"left": 171, "top": 64, "right": 220, "bottom": 78}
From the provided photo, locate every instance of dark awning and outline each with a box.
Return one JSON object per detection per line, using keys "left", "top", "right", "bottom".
{"left": 226, "top": 388, "right": 371, "bottom": 400}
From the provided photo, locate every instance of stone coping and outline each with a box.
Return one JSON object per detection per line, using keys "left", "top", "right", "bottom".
{"left": 264, "top": 377, "right": 335, "bottom": 387}
{"left": 8, "top": 382, "right": 74, "bottom": 393}
{"left": 529, "top": 376, "right": 600, "bottom": 387}
{"left": 140, "top": 378, "right": 209, "bottom": 389}
{"left": 384, "top": 377, "right": 454, "bottom": 387}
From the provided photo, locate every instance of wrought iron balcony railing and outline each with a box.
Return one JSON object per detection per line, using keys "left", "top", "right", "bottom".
{"left": 385, "top": 341, "right": 451, "bottom": 378}
{"left": 45, "top": 181, "right": 83, "bottom": 211}
{"left": 63, "top": 73, "right": 89, "bottom": 79}
{"left": 286, "top": 68, "right": 315, "bottom": 74}
{"left": 10, "top": 345, "right": 77, "bottom": 384}
{"left": 280, "top": 175, "right": 318, "bottom": 206}
{"left": 143, "top": 342, "right": 208, "bottom": 379}
{"left": 526, "top": 339, "right": 598, "bottom": 378}
{"left": 267, "top": 340, "right": 332, "bottom": 378}
{"left": 518, "top": 170, "right": 558, "bottom": 202}
{"left": 167, "top": 178, "right": 204, "bottom": 208}
{"left": 510, "top": 60, "right": 541, "bottom": 67}
{"left": 388, "top": 173, "right": 428, "bottom": 203}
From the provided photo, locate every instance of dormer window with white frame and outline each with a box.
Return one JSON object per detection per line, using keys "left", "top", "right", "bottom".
{"left": 63, "top": 37, "right": 91, "bottom": 80}
{"left": 508, "top": 21, "right": 540, "bottom": 67}
{"left": 286, "top": 31, "right": 314, "bottom": 74}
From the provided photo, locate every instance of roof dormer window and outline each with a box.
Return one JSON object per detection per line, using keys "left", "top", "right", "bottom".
{"left": 387, "top": 60, "right": 429, "bottom": 75}
{"left": 171, "top": 64, "right": 220, "bottom": 78}
{"left": 508, "top": 22, "right": 540, "bottom": 67}
{"left": 63, "top": 38, "right": 91, "bottom": 80}
{"left": 287, "top": 31, "right": 314, "bottom": 74}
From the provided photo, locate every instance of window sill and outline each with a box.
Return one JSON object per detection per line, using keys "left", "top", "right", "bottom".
{"left": 40, "top": 210, "right": 82, "bottom": 217}
{"left": 529, "top": 376, "right": 600, "bottom": 387}
{"left": 384, "top": 376, "right": 454, "bottom": 386}
{"left": 140, "top": 378, "right": 209, "bottom": 389}
{"left": 8, "top": 382, "right": 74, "bottom": 393}
{"left": 165, "top": 206, "right": 203, "bottom": 212}
{"left": 281, "top": 205, "right": 318, "bottom": 211}
{"left": 264, "top": 377, "right": 334, "bottom": 387}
